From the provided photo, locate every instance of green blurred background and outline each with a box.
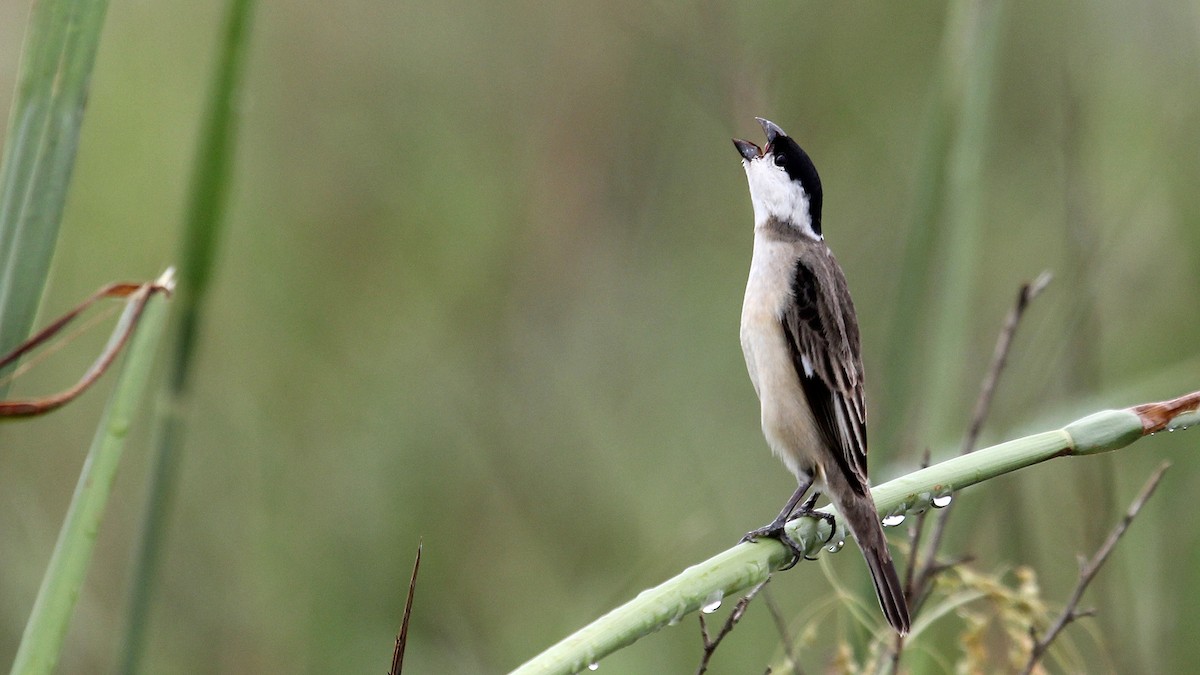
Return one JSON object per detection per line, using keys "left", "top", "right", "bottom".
{"left": 1, "top": 0, "right": 1198, "bottom": 672}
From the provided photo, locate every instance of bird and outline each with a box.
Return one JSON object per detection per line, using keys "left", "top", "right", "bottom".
{"left": 731, "top": 117, "right": 911, "bottom": 635}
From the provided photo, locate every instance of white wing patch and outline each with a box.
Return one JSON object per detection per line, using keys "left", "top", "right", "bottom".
{"left": 742, "top": 156, "right": 821, "bottom": 240}
{"left": 800, "top": 353, "right": 814, "bottom": 378}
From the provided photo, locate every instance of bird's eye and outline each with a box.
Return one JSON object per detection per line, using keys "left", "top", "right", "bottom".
{"left": 773, "top": 153, "right": 787, "bottom": 167}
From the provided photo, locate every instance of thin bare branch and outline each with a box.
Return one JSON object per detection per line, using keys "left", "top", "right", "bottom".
{"left": 901, "top": 448, "right": 934, "bottom": 601}
{"left": 961, "top": 271, "right": 1053, "bottom": 456}
{"left": 695, "top": 579, "right": 771, "bottom": 675}
{"left": 1020, "top": 462, "right": 1169, "bottom": 675}
{"left": 889, "top": 448, "right": 932, "bottom": 674}
{"left": 911, "top": 272, "right": 1051, "bottom": 612}
{"left": 761, "top": 587, "right": 803, "bottom": 675}
{"left": 390, "top": 540, "right": 423, "bottom": 675}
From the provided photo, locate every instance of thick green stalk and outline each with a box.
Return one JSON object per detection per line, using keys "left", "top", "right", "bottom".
{"left": 0, "top": 0, "right": 111, "bottom": 390}
{"left": 510, "top": 394, "right": 1199, "bottom": 675}
{"left": 9, "top": 274, "right": 172, "bottom": 675}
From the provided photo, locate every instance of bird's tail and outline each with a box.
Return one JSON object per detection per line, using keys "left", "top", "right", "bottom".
{"left": 836, "top": 490, "right": 911, "bottom": 635}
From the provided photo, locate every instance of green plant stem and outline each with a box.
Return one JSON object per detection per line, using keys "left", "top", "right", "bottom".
{"left": 509, "top": 396, "right": 1200, "bottom": 675}
{"left": 9, "top": 275, "right": 172, "bottom": 675}
{"left": 922, "top": 0, "right": 1004, "bottom": 440}
{"left": 881, "top": 0, "right": 1002, "bottom": 448}
{"left": 118, "top": 0, "right": 257, "bottom": 671}
{"left": 0, "top": 0, "right": 112, "bottom": 390}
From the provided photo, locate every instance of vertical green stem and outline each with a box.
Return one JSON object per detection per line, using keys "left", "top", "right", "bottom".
{"left": 880, "top": 0, "right": 1004, "bottom": 450}
{"left": 118, "top": 0, "right": 257, "bottom": 671}
{"left": 9, "top": 283, "right": 171, "bottom": 675}
{"left": 921, "top": 0, "right": 1004, "bottom": 441}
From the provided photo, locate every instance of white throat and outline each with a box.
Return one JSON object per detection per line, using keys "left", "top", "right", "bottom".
{"left": 742, "top": 157, "right": 821, "bottom": 240}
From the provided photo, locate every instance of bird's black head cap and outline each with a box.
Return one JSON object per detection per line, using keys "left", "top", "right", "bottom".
{"left": 759, "top": 118, "right": 824, "bottom": 236}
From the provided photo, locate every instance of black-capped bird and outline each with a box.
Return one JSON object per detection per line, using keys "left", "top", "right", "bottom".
{"left": 732, "top": 117, "right": 910, "bottom": 635}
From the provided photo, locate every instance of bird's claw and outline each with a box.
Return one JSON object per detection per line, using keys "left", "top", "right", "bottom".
{"left": 741, "top": 508, "right": 839, "bottom": 571}
{"left": 742, "top": 522, "right": 806, "bottom": 570}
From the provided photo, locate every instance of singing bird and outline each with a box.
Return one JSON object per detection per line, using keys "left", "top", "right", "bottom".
{"left": 732, "top": 117, "right": 910, "bottom": 635}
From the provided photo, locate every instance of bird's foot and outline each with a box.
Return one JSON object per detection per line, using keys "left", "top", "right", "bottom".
{"left": 742, "top": 519, "right": 805, "bottom": 570}
{"left": 741, "top": 506, "right": 838, "bottom": 571}
{"left": 796, "top": 494, "right": 838, "bottom": 544}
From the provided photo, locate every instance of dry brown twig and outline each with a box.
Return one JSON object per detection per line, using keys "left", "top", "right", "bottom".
{"left": 389, "top": 540, "right": 423, "bottom": 675}
{"left": 889, "top": 272, "right": 1051, "bottom": 671}
{"left": 761, "top": 587, "right": 802, "bottom": 675}
{"left": 891, "top": 448, "right": 931, "bottom": 674}
{"left": 900, "top": 447, "right": 933, "bottom": 600}
{"left": 695, "top": 578, "right": 771, "bottom": 675}
{"left": 915, "top": 272, "right": 1053, "bottom": 599}
{"left": 1020, "top": 461, "right": 1170, "bottom": 675}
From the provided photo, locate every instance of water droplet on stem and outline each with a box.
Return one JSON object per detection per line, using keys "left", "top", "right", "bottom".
{"left": 701, "top": 590, "right": 724, "bottom": 614}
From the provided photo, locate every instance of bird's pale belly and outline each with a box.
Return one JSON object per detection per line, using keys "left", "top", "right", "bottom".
{"left": 740, "top": 313, "right": 825, "bottom": 482}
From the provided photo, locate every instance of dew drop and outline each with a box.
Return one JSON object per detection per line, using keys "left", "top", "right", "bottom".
{"left": 1168, "top": 427, "right": 1176, "bottom": 433}
{"left": 588, "top": 662, "right": 599, "bottom": 671}
{"left": 881, "top": 513, "right": 905, "bottom": 527}
{"left": 827, "top": 539, "right": 845, "bottom": 553}
{"left": 701, "top": 590, "right": 724, "bottom": 614}
{"left": 932, "top": 494, "right": 953, "bottom": 508}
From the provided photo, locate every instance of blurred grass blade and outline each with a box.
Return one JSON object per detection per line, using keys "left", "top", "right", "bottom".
{"left": 176, "top": 0, "right": 256, "bottom": 306}
{"left": 880, "top": 0, "right": 1003, "bottom": 447}
{"left": 0, "top": 0, "right": 112, "bottom": 393}
{"left": 879, "top": 89, "right": 950, "bottom": 447}
{"left": 921, "top": 0, "right": 1004, "bottom": 440}
{"left": 8, "top": 270, "right": 173, "bottom": 675}
{"left": 119, "top": 0, "right": 257, "bottom": 671}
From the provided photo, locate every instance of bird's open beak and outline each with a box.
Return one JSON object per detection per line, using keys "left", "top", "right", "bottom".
{"left": 756, "top": 117, "right": 785, "bottom": 145}
{"left": 733, "top": 138, "right": 761, "bottom": 161}
{"left": 734, "top": 117, "right": 787, "bottom": 161}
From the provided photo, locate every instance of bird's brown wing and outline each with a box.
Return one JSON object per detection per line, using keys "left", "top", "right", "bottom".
{"left": 780, "top": 250, "right": 869, "bottom": 494}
